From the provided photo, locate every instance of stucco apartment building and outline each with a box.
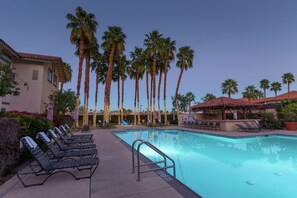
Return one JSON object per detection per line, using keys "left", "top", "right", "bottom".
{"left": 0, "top": 39, "right": 66, "bottom": 114}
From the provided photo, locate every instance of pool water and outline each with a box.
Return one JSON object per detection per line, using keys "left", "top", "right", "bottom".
{"left": 114, "top": 129, "right": 297, "bottom": 198}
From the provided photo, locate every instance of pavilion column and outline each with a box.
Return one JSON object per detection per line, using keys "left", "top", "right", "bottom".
{"left": 222, "top": 109, "right": 226, "bottom": 120}
{"left": 243, "top": 109, "right": 247, "bottom": 119}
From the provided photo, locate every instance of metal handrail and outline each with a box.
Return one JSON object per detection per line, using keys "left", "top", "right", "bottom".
{"left": 131, "top": 139, "right": 176, "bottom": 181}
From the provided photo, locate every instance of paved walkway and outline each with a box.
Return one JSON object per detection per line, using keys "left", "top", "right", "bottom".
{"left": 0, "top": 126, "right": 183, "bottom": 198}
{"left": 0, "top": 125, "right": 296, "bottom": 198}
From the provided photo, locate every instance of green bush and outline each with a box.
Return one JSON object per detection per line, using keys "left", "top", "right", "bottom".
{"left": 278, "top": 103, "right": 297, "bottom": 122}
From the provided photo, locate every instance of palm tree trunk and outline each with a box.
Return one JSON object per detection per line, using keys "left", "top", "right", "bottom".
{"left": 152, "top": 53, "right": 156, "bottom": 125}
{"left": 121, "top": 74, "right": 125, "bottom": 121}
{"left": 157, "top": 70, "right": 162, "bottom": 122}
{"left": 118, "top": 79, "right": 121, "bottom": 125}
{"left": 60, "top": 82, "right": 64, "bottom": 92}
{"left": 75, "top": 36, "right": 84, "bottom": 127}
{"left": 150, "top": 72, "right": 153, "bottom": 123}
{"left": 83, "top": 54, "right": 90, "bottom": 126}
{"left": 137, "top": 72, "right": 140, "bottom": 125}
{"left": 288, "top": 83, "right": 290, "bottom": 98}
{"left": 93, "top": 70, "right": 99, "bottom": 128}
{"left": 146, "top": 71, "right": 149, "bottom": 122}
{"left": 104, "top": 43, "right": 115, "bottom": 125}
{"left": 134, "top": 76, "right": 137, "bottom": 125}
{"left": 163, "top": 60, "right": 168, "bottom": 125}
{"left": 175, "top": 64, "right": 185, "bottom": 121}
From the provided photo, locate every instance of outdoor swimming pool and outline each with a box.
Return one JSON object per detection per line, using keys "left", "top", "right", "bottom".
{"left": 114, "top": 129, "right": 297, "bottom": 198}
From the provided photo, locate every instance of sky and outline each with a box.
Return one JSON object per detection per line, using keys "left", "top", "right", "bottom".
{"left": 1, "top": 0, "right": 297, "bottom": 111}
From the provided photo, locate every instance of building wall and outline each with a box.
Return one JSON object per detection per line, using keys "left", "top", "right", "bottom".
{"left": 5, "top": 59, "right": 58, "bottom": 113}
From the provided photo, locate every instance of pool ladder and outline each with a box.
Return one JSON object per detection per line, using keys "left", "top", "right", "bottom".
{"left": 131, "top": 139, "right": 176, "bottom": 181}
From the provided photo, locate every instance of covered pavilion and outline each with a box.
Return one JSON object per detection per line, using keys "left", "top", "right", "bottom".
{"left": 191, "top": 96, "right": 262, "bottom": 120}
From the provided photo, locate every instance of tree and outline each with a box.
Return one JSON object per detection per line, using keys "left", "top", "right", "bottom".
{"left": 202, "top": 93, "right": 216, "bottom": 102}
{"left": 175, "top": 46, "right": 194, "bottom": 118}
{"left": 82, "top": 38, "right": 99, "bottom": 125}
{"left": 160, "top": 37, "right": 176, "bottom": 124}
{"left": 185, "top": 92, "right": 195, "bottom": 111}
{"left": 270, "top": 82, "right": 282, "bottom": 97}
{"left": 144, "top": 30, "right": 163, "bottom": 125}
{"left": 282, "top": 72, "right": 295, "bottom": 97}
{"left": 221, "top": 79, "right": 238, "bottom": 98}
{"left": 66, "top": 6, "right": 98, "bottom": 126}
{"left": 171, "top": 94, "right": 188, "bottom": 112}
{"left": 90, "top": 52, "right": 107, "bottom": 127}
{"left": 102, "top": 26, "right": 126, "bottom": 125}
{"left": 130, "top": 47, "right": 145, "bottom": 125}
{"left": 242, "top": 85, "right": 257, "bottom": 102}
{"left": 48, "top": 89, "right": 76, "bottom": 116}
{"left": 260, "top": 79, "right": 270, "bottom": 99}
{"left": 60, "top": 62, "right": 72, "bottom": 92}
{"left": 255, "top": 89, "right": 264, "bottom": 99}
{"left": 0, "top": 62, "right": 20, "bottom": 97}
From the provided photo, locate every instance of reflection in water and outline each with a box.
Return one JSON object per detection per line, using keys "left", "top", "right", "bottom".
{"left": 115, "top": 130, "right": 297, "bottom": 198}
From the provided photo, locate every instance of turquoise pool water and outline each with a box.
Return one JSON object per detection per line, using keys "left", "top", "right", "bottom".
{"left": 114, "top": 129, "right": 297, "bottom": 198}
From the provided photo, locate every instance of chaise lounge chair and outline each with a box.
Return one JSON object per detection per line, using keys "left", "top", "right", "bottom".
{"left": 236, "top": 124, "right": 257, "bottom": 132}
{"left": 48, "top": 130, "right": 96, "bottom": 151}
{"left": 36, "top": 132, "right": 97, "bottom": 160}
{"left": 54, "top": 127, "right": 94, "bottom": 145}
{"left": 61, "top": 124, "right": 93, "bottom": 140}
{"left": 17, "top": 136, "right": 99, "bottom": 187}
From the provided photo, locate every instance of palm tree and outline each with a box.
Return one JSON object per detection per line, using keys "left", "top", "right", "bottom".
{"left": 221, "top": 79, "right": 238, "bottom": 98}
{"left": 102, "top": 26, "right": 126, "bottom": 125}
{"left": 282, "top": 72, "right": 295, "bottom": 97}
{"left": 60, "top": 62, "right": 72, "bottom": 92}
{"left": 175, "top": 46, "right": 194, "bottom": 119}
{"left": 144, "top": 30, "right": 163, "bottom": 124}
{"left": 202, "top": 93, "right": 216, "bottom": 102}
{"left": 90, "top": 52, "right": 107, "bottom": 127}
{"left": 242, "top": 85, "right": 257, "bottom": 102}
{"left": 270, "top": 82, "right": 282, "bottom": 97}
{"left": 130, "top": 47, "right": 145, "bottom": 125}
{"left": 117, "top": 55, "right": 129, "bottom": 122}
{"left": 112, "top": 62, "right": 121, "bottom": 125}
{"left": 82, "top": 38, "right": 99, "bottom": 125}
{"left": 255, "top": 89, "right": 264, "bottom": 99}
{"left": 185, "top": 92, "right": 195, "bottom": 111}
{"left": 260, "top": 79, "right": 270, "bottom": 100}
{"left": 66, "top": 6, "right": 98, "bottom": 126}
{"left": 144, "top": 57, "right": 152, "bottom": 122}
{"left": 157, "top": 58, "right": 164, "bottom": 121}
{"left": 160, "top": 37, "right": 176, "bottom": 124}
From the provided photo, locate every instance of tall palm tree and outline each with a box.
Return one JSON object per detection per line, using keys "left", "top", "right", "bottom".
{"left": 66, "top": 6, "right": 98, "bottom": 126}
{"left": 282, "top": 72, "right": 295, "bottom": 97}
{"left": 60, "top": 62, "right": 72, "bottom": 92}
{"left": 202, "top": 93, "right": 216, "bottom": 102}
{"left": 175, "top": 46, "right": 194, "bottom": 119}
{"left": 82, "top": 38, "right": 99, "bottom": 125}
{"left": 90, "top": 52, "right": 107, "bottom": 127}
{"left": 221, "top": 79, "right": 238, "bottom": 98}
{"left": 144, "top": 57, "right": 152, "bottom": 122}
{"left": 130, "top": 47, "right": 145, "bottom": 125}
{"left": 117, "top": 55, "right": 129, "bottom": 122}
{"left": 242, "top": 85, "right": 257, "bottom": 102}
{"left": 112, "top": 63, "right": 121, "bottom": 125}
{"left": 160, "top": 37, "right": 176, "bottom": 124}
{"left": 157, "top": 58, "right": 164, "bottom": 121}
{"left": 144, "top": 30, "right": 163, "bottom": 124}
{"left": 102, "top": 26, "right": 126, "bottom": 125}
{"left": 270, "top": 82, "right": 282, "bottom": 97}
{"left": 260, "top": 79, "right": 270, "bottom": 100}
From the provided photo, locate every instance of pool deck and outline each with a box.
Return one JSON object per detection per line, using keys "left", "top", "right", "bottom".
{"left": 0, "top": 125, "right": 296, "bottom": 198}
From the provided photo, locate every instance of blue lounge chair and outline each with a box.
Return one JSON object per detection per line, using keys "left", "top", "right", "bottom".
{"left": 121, "top": 120, "right": 128, "bottom": 125}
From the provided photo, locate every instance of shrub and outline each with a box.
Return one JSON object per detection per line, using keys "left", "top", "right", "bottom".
{"left": 0, "top": 118, "right": 21, "bottom": 176}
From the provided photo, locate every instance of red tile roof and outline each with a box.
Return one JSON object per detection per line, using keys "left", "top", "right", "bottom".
{"left": 251, "top": 91, "right": 297, "bottom": 103}
{"left": 18, "top": 52, "right": 62, "bottom": 62}
{"left": 191, "top": 96, "right": 261, "bottom": 111}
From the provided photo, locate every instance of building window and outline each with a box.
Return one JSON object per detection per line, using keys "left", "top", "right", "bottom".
{"left": 53, "top": 74, "right": 57, "bottom": 87}
{"left": 32, "top": 70, "right": 39, "bottom": 80}
{"left": 48, "top": 68, "right": 52, "bottom": 82}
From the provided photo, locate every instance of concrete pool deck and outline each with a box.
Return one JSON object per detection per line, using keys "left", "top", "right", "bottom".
{"left": 0, "top": 125, "right": 296, "bottom": 198}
